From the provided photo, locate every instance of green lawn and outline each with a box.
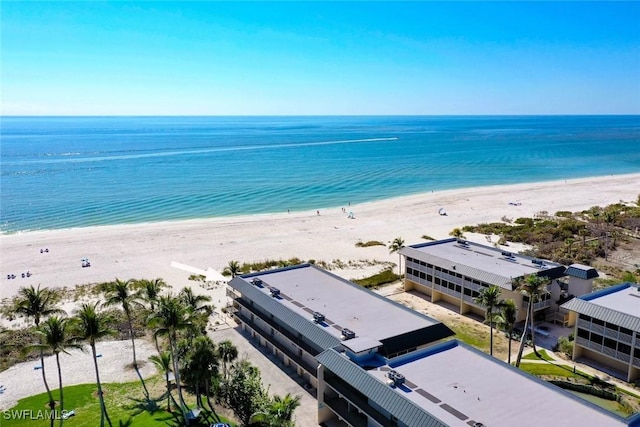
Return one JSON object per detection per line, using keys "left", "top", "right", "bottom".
{"left": 518, "top": 362, "right": 586, "bottom": 379}
{"left": 522, "top": 349, "right": 554, "bottom": 361}
{"left": 1, "top": 377, "right": 235, "bottom": 426}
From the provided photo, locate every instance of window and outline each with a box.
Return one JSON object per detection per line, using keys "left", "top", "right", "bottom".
{"left": 604, "top": 338, "right": 617, "bottom": 350}
{"left": 419, "top": 271, "right": 426, "bottom": 280}
{"left": 577, "top": 328, "right": 590, "bottom": 339}
{"left": 591, "top": 333, "right": 603, "bottom": 345}
{"left": 464, "top": 288, "right": 473, "bottom": 296}
{"left": 455, "top": 285, "right": 462, "bottom": 293}
{"left": 581, "top": 315, "right": 592, "bottom": 323}
{"left": 618, "top": 343, "right": 631, "bottom": 355}
{"left": 592, "top": 318, "right": 605, "bottom": 326}
{"left": 427, "top": 274, "right": 433, "bottom": 282}
{"left": 620, "top": 327, "right": 633, "bottom": 336}
{"left": 435, "top": 278, "right": 441, "bottom": 285}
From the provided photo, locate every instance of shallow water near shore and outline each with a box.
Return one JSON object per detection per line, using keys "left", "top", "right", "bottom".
{"left": 2, "top": 115, "right": 639, "bottom": 233}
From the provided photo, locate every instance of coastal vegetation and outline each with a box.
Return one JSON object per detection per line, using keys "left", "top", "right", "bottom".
{"left": 518, "top": 358, "right": 640, "bottom": 417}
{"left": 388, "top": 237, "right": 405, "bottom": 277}
{"left": 461, "top": 199, "right": 640, "bottom": 283}
{"left": 1, "top": 281, "right": 301, "bottom": 427}
{"left": 219, "top": 257, "right": 393, "bottom": 277}
{"left": 355, "top": 240, "right": 385, "bottom": 247}
{"left": 352, "top": 269, "right": 400, "bottom": 288}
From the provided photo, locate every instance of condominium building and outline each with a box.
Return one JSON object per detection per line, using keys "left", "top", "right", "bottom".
{"left": 400, "top": 238, "right": 598, "bottom": 322}
{"left": 227, "top": 263, "right": 454, "bottom": 388}
{"left": 562, "top": 283, "right": 640, "bottom": 382}
{"left": 226, "top": 263, "right": 639, "bottom": 426}
{"left": 317, "top": 339, "right": 634, "bottom": 427}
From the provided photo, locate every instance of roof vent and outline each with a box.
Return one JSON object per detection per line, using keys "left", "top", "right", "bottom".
{"left": 269, "top": 287, "right": 280, "bottom": 298}
{"left": 501, "top": 251, "right": 515, "bottom": 260}
{"left": 313, "top": 312, "right": 325, "bottom": 323}
{"left": 341, "top": 328, "right": 356, "bottom": 340}
{"left": 251, "top": 278, "right": 263, "bottom": 287}
{"left": 386, "top": 370, "right": 406, "bottom": 387}
{"left": 473, "top": 423, "right": 485, "bottom": 427}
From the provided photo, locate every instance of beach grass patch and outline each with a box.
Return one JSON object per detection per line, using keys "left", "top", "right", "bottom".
{"left": 355, "top": 240, "right": 385, "bottom": 248}
{"left": 352, "top": 269, "right": 399, "bottom": 288}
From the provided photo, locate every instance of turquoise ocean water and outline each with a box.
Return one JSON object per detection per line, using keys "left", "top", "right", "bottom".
{"left": 1, "top": 116, "right": 639, "bottom": 234}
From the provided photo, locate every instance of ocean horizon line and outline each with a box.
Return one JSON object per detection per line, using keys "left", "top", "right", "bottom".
{"left": 3, "top": 114, "right": 640, "bottom": 118}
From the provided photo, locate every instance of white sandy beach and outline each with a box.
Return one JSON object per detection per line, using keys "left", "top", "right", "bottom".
{"left": 0, "top": 174, "right": 639, "bottom": 411}
{"left": 1, "top": 174, "right": 639, "bottom": 303}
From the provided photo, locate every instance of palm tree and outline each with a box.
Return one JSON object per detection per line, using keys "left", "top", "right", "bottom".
{"left": 388, "top": 237, "right": 405, "bottom": 278}
{"left": 148, "top": 295, "right": 195, "bottom": 424}
{"left": 250, "top": 393, "right": 301, "bottom": 427}
{"left": 224, "top": 260, "right": 241, "bottom": 278}
{"left": 495, "top": 299, "right": 518, "bottom": 364}
{"left": 73, "top": 303, "right": 114, "bottom": 427}
{"left": 515, "top": 274, "right": 550, "bottom": 367}
{"left": 149, "top": 351, "right": 177, "bottom": 413}
{"left": 138, "top": 278, "right": 166, "bottom": 311}
{"left": 138, "top": 278, "right": 166, "bottom": 352}
{"left": 216, "top": 340, "right": 238, "bottom": 380}
{"left": 474, "top": 285, "right": 502, "bottom": 356}
{"left": 179, "top": 287, "right": 213, "bottom": 315}
{"left": 180, "top": 336, "right": 221, "bottom": 422}
{"left": 14, "top": 285, "right": 65, "bottom": 414}
{"left": 37, "top": 316, "right": 82, "bottom": 427}
{"left": 102, "top": 279, "right": 141, "bottom": 368}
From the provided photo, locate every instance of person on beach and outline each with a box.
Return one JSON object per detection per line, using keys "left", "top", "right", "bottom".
{"left": 317, "top": 210, "right": 320, "bottom": 215}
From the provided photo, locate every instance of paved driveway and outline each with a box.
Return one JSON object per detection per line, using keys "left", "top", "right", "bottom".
{"left": 209, "top": 324, "right": 318, "bottom": 427}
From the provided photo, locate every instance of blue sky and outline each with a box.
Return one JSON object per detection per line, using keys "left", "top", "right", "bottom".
{"left": 2, "top": 1, "right": 639, "bottom": 115}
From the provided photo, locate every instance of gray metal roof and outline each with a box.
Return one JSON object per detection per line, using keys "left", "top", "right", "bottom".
{"left": 561, "top": 283, "right": 640, "bottom": 332}
{"left": 316, "top": 348, "right": 448, "bottom": 427}
{"left": 230, "top": 273, "right": 342, "bottom": 351}
{"left": 230, "top": 264, "right": 453, "bottom": 354}
{"left": 319, "top": 341, "right": 631, "bottom": 427}
{"left": 400, "top": 239, "right": 565, "bottom": 290}
{"left": 565, "top": 263, "right": 599, "bottom": 280}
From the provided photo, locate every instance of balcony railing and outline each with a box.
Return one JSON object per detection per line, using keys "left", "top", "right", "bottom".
{"left": 433, "top": 284, "right": 461, "bottom": 298}
{"left": 234, "top": 309, "right": 319, "bottom": 374}
{"left": 619, "top": 332, "right": 633, "bottom": 344}
{"left": 234, "top": 298, "right": 321, "bottom": 357}
{"left": 462, "top": 294, "right": 483, "bottom": 307}
{"left": 523, "top": 299, "right": 551, "bottom": 311}
{"left": 633, "top": 357, "right": 640, "bottom": 368}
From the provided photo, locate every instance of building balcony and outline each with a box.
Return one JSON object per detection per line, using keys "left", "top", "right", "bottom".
{"left": 433, "top": 284, "right": 461, "bottom": 298}
{"left": 522, "top": 299, "right": 551, "bottom": 312}
{"left": 324, "top": 376, "right": 395, "bottom": 427}
{"left": 324, "top": 397, "right": 368, "bottom": 427}
{"left": 234, "top": 298, "right": 321, "bottom": 357}
{"left": 234, "top": 308, "right": 319, "bottom": 375}
{"left": 462, "top": 294, "right": 484, "bottom": 308}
